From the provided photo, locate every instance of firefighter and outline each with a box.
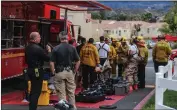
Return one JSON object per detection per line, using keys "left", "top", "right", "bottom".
{"left": 50, "top": 31, "right": 80, "bottom": 110}
{"left": 136, "top": 36, "right": 149, "bottom": 88}
{"left": 111, "top": 38, "right": 121, "bottom": 53}
{"left": 105, "top": 38, "right": 116, "bottom": 75}
{"left": 25, "top": 32, "right": 51, "bottom": 110}
{"left": 80, "top": 38, "right": 100, "bottom": 89}
{"left": 111, "top": 38, "right": 120, "bottom": 76}
{"left": 152, "top": 35, "right": 172, "bottom": 73}
{"left": 117, "top": 37, "right": 129, "bottom": 78}
{"left": 76, "top": 37, "right": 86, "bottom": 55}
{"left": 124, "top": 38, "right": 139, "bottom": 89}
{"left": 75, "top": 37, "right": 86, "bottom": 88}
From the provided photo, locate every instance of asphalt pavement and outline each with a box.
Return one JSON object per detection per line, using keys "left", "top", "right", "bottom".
{"left": 146, "top": 49, "right": 155, "bottom": 86}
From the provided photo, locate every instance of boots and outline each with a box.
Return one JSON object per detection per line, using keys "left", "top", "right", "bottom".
{"left": 132, "top": 84, "right": 138, "bottom": 90}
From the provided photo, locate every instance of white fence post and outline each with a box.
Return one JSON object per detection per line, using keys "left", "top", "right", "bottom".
{"left": 168, "top": 60, "right": 173, "bottom": 80}
{"left": 155, "top": 66, "right": 164, "bottom": 110}
{"left": 174, "top": 58, "right": 177, "bottom": 77}
{"left": 155, "top": 59, "right": 177, "bottom": 110}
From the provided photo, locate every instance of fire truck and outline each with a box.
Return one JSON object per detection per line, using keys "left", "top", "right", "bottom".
{"left": 1, "top": 1, "right": 111, "bottom": 80}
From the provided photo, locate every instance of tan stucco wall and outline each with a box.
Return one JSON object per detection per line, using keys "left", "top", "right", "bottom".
{"left": 60, "top": 9, "right": 92, "bottom": 41}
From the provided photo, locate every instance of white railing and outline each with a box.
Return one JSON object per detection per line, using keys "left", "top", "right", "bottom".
{"left": 155, "top": 58, "right": 177, "bottom": 110}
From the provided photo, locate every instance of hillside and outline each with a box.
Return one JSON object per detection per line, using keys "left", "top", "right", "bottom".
{"left": 100, "top": 1, "right": 173, "bottom": 17}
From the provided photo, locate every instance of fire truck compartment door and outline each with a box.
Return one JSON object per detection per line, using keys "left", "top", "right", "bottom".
{"left": 39, "top": 23, "right": 51, "bottom": 49}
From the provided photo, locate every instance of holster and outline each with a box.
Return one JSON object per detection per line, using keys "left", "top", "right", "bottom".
{"left": 27, "top": 67, "right": 42, "bottom": 79}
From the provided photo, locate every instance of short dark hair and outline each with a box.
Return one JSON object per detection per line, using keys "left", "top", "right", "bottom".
{"left": 105, "top": 37, "right": 109, "bottom": 41}
{"left": 88, "top": 38, "right": 94, "bottom": 44}
{"left": 81, "top": 37, "right": 86, "bottom": 44}
{"left": 59, "top": 31, "right": 67, "bottom": 40}
{"left": 158, "top": 35, "right": 165, "bottom": 40}
{"left": 77, "top": 35, "right": 83, "bottom": 42}
{"left": 100, "top": 36, "right": 105, "bottom": 41}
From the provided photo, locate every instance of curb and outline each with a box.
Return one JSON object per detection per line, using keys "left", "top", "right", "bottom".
{"left": 133, "top": 89, "right": 155, "bottom": 110}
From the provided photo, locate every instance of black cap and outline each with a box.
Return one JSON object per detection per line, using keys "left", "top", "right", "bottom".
{"left": 158, "top": 35, "right": 165, "bottom": 40}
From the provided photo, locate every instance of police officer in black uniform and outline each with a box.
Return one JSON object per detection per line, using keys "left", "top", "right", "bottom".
{"left": 50, "top": 31, "right": 80, "bottom": 110}
{"left": 25, "top": 32, "right": 51, "bottom": 110}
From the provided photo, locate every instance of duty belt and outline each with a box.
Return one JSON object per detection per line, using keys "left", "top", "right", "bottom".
{"left": 26, "top": 67, "right": 43, "bottom": 78}
{"left": 56, "top": 66, "right": 72, "bottom": 73}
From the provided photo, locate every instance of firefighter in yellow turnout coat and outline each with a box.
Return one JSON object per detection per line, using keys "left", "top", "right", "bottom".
{"left": 136, "top": 36, "right": 149, "bottom": 88}
{"left": 105, "top": 38, "right": 117, "bottom": 75}
{"left": 152, "top": 35, "right": 171, "bottom": 73}
{"left": 117, "top": 37, "right": 129, "bottom": 77}
{"left": 80, "top": 38, "right": 100, "bottom": 89}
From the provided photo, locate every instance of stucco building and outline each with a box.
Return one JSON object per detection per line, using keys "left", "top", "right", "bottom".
{"left": 92, "top": 20, "right": 165, "bottom": 41}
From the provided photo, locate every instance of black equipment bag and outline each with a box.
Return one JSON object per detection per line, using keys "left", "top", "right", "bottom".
{"left": 75, "top": 87, "right": 105, "bottom": 103}
{"left": 113, "top": 80, "right": 130, "bottom": 95}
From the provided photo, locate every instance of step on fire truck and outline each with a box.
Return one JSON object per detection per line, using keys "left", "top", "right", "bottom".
{"left": 1, "top": 1, "right": 111, "bottom": 80}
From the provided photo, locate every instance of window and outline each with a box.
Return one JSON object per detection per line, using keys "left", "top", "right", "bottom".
{"left": 104, "top": 30, "right": 109, "bottom": 33}
{"left": 124, "top": 30, "right": 127, "bottom": 32}
{"left": 112, "top": 30, "right": 114, "bottom": 34}
{"left": 49, "top": 22, "right": 64, "bottom": 44}
{"left": 116, "top": 31, "right": 118, "bottom": 34}
{"left": 119, "top": 30, "right": 121, "bottom": 36}
{"left": 50, "top": 10, "right": 56, "bottom": 19}
{"left": 1, "top": 20, "right": 25, "bottom": 49}
{"left": 147, "top": 28, "right": 150, "bottom": 34}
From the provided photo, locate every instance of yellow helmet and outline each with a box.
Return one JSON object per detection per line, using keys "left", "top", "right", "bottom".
{"left": 136, "top": 36, "right": 144, "bottom": 41}
{"left": 120, "top": 37, "right": 127, "bottom": 42}
{"left": 112, "top": 38, "right": 117, "bottom": 42}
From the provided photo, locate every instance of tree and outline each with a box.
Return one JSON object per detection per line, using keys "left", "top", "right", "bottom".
{"left": 117, "top": 13, "right": 128, "bottom": 21}
{"left": 141, "top": 12, "right": 152, "bottom": 21}
{"left": 91, "top": 11, "right": 101, "bottom": 19}
{"left": 158, "top": 24, "right": 171, "bottom": 34}
{"left": 164, "top": 2, "right": 177, "bottom": 35}
{"left": 99, "top": 10, "right": 107, "bottom": 20}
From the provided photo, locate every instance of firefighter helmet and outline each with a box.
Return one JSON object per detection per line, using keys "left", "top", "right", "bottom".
{"left": 136, "top": 36, "right": 144, "bottom": 42}
{"left": 120, "top": 37, "right": 127, "bottom": 42}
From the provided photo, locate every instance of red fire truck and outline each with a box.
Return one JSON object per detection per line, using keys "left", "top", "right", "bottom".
{"left": 1, "top": 1, "right": 111, "bottom": 80}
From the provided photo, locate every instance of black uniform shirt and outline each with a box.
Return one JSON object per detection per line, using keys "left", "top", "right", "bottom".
{"left": 76, "top": 44, "right": 85, "bottom": 56}
{"left": 25, "top": 42, "right": 50, "bottom": 68}
{"left": 50, "top": 42, "right": 80, "bottom": 67}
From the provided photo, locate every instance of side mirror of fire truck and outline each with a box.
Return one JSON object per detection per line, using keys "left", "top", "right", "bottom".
{"left": 77, "top": 26, "right": 81, "bottom": 43}
{"left": 78, "top": 26, "right": 81, "bottom": 37}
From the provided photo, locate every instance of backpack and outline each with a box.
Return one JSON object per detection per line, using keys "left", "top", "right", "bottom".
{"left": 98, "top": 43, "right": 109, "bottom": 57}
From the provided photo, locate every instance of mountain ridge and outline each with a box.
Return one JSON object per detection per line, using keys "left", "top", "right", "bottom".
{"left": 99, "top": 1, "right": 173, "bottom": 17}
{"left": 100, "top": 1, "right": 173, "bottom": 10}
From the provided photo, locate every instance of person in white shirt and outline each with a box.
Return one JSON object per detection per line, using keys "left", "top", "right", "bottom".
{"left": 96, "top": 36, "right": 110, "bottom": 66}
{"left": 128, "top": 40, "right": 139, "bottom": 58}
